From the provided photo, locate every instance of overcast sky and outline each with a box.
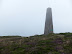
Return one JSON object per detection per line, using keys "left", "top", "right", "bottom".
{"left": 0, "top": 0, "right": 72, "bottom": 36}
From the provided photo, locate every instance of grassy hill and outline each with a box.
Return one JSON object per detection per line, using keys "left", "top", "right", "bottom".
{"left": 0, "top": 33, "right": 72, "bottom": 54}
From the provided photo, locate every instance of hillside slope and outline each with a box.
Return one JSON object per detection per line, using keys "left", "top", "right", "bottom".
{"left": 0, "top": 33, "right": 72, "bottom": 54}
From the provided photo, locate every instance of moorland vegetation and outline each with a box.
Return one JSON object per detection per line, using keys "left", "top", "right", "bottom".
{"left": 0, "top": 33, "right": 72, "bottom": 54}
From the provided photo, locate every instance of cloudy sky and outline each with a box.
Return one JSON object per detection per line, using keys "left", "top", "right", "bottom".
{"left": 0, "top": 0, "right": 72, "bottom": 36}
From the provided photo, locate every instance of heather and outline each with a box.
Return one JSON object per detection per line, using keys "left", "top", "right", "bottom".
{"left": 0, "top": 33, "right": 72, "bottom": 54}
